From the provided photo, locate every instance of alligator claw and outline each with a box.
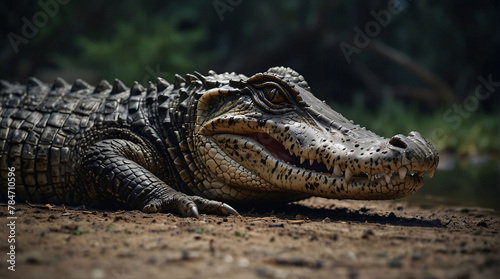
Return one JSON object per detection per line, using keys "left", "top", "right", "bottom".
{"left": 142, "top": 204, "right": 159, "bottom": 213}
{"left": 190, "top": 205, "right": 200, "bottom": 219}
{"left": 221, "top": 203, "right": 240, "bottom": 216}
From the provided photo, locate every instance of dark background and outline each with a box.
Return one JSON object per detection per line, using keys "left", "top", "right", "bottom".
{"left": 1, "top": 0, "right": 499, "bottom": 153}
{"left": 0, "top": 0, "right": 499, "bottom": 209}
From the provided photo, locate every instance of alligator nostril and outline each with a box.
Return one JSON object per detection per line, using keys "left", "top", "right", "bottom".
{"left": 389, "top": 136, "right": 408, "bottom": 149}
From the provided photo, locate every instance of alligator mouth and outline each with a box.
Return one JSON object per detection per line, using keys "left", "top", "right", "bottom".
{"left": 247, "top": 132, "right": 330, "bottom": 173}
{"left": 246, "top": 132, "right": 427, "bottom": 183}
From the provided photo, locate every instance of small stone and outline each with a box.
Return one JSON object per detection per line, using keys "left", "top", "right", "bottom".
{"left": 322, "top": 217, "right": 331, "bottom": 223}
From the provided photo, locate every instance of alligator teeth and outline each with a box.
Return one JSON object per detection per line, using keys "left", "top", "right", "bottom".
{"left": 428, "top": 169, "right": 435, "bottom": 178}
{"left": 398, "top": 166, "right": 407, "bottom": 180}
{"left": 300, "top": 157, "right": 305, "bottom": 164}
{"left": 384, "top": 173, "right": 391, "bottom": 184}
{"left": 333, "top": 165, "right": 343, "bottom": 176}
{"left": 345, "top": 168, "right": 353, "bottom": 183}
{"left": 309, "top": 159, "right": 314, "bottom": 166}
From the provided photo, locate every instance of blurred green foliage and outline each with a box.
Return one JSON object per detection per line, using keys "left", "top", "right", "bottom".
{"left": 54, "top": 11, "right": 216, "bottom": 84}
{"left": 1, "top": 0, "right": 498, "bottom": 154}
{"left": 330, "top": 94, "right": 499, "bottom": 154}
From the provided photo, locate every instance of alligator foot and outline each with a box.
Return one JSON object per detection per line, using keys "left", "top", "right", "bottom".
{"left": 79, "top": 139, "right": 240, "bottom": 218}
{"left": 142, "top": 194, "right": 239, "bottom": 218}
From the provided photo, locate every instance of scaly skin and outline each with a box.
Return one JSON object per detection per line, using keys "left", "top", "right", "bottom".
{"left": 0, "top": 67, "right": 439, "bottom": 217}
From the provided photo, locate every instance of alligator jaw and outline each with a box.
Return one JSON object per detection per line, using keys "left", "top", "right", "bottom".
{"left": 241, "top": 132, "right": 430, "bottom": 184}
{"left": 209, "top": 132, "right": 430, "bottom": 200}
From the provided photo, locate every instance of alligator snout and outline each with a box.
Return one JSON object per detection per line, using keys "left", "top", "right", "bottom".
{"left": 388, "top": 134, "right": 409, "bottom": 149}
{"left": 389, "top": 132, "right": 431, "bottom": 151}
{"left": 387, "top": 131, "right": 439, "bottom": 178}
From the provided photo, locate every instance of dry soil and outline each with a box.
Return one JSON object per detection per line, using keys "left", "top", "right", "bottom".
{"left": 0, "top": 197, "right": 499, "bottom": 279}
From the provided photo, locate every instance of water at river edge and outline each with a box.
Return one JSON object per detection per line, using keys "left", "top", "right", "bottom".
{"left": 403, "top": 152, "right": 499, "bottom": 212}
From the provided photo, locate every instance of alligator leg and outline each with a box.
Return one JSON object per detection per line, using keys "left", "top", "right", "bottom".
{"left": 79, "top": 139, "right": 239, "bottom": 217}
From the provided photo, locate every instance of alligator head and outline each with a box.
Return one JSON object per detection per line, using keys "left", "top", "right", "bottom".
{"left": 188, "top": 67, "right": 439, "bottom": 202}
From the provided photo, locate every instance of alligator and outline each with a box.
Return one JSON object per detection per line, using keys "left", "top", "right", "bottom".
{"left": 0, "top": 67, "right": 438, "bottom": 217}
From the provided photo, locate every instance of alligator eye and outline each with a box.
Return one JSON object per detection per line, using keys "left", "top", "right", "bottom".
{"left": 263, "top": 87, "right": 287, "bottom": 104}
{"left": 251, "top": 82, "right": 294, "bottom": 111}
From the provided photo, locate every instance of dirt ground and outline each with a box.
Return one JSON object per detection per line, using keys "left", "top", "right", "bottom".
{"left": 0, "top": 197, "right": 498, "bottom": 279}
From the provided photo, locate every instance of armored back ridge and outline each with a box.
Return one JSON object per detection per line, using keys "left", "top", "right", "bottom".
{"left": 0, "top": 67, "right": 439, "bottom": 217}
